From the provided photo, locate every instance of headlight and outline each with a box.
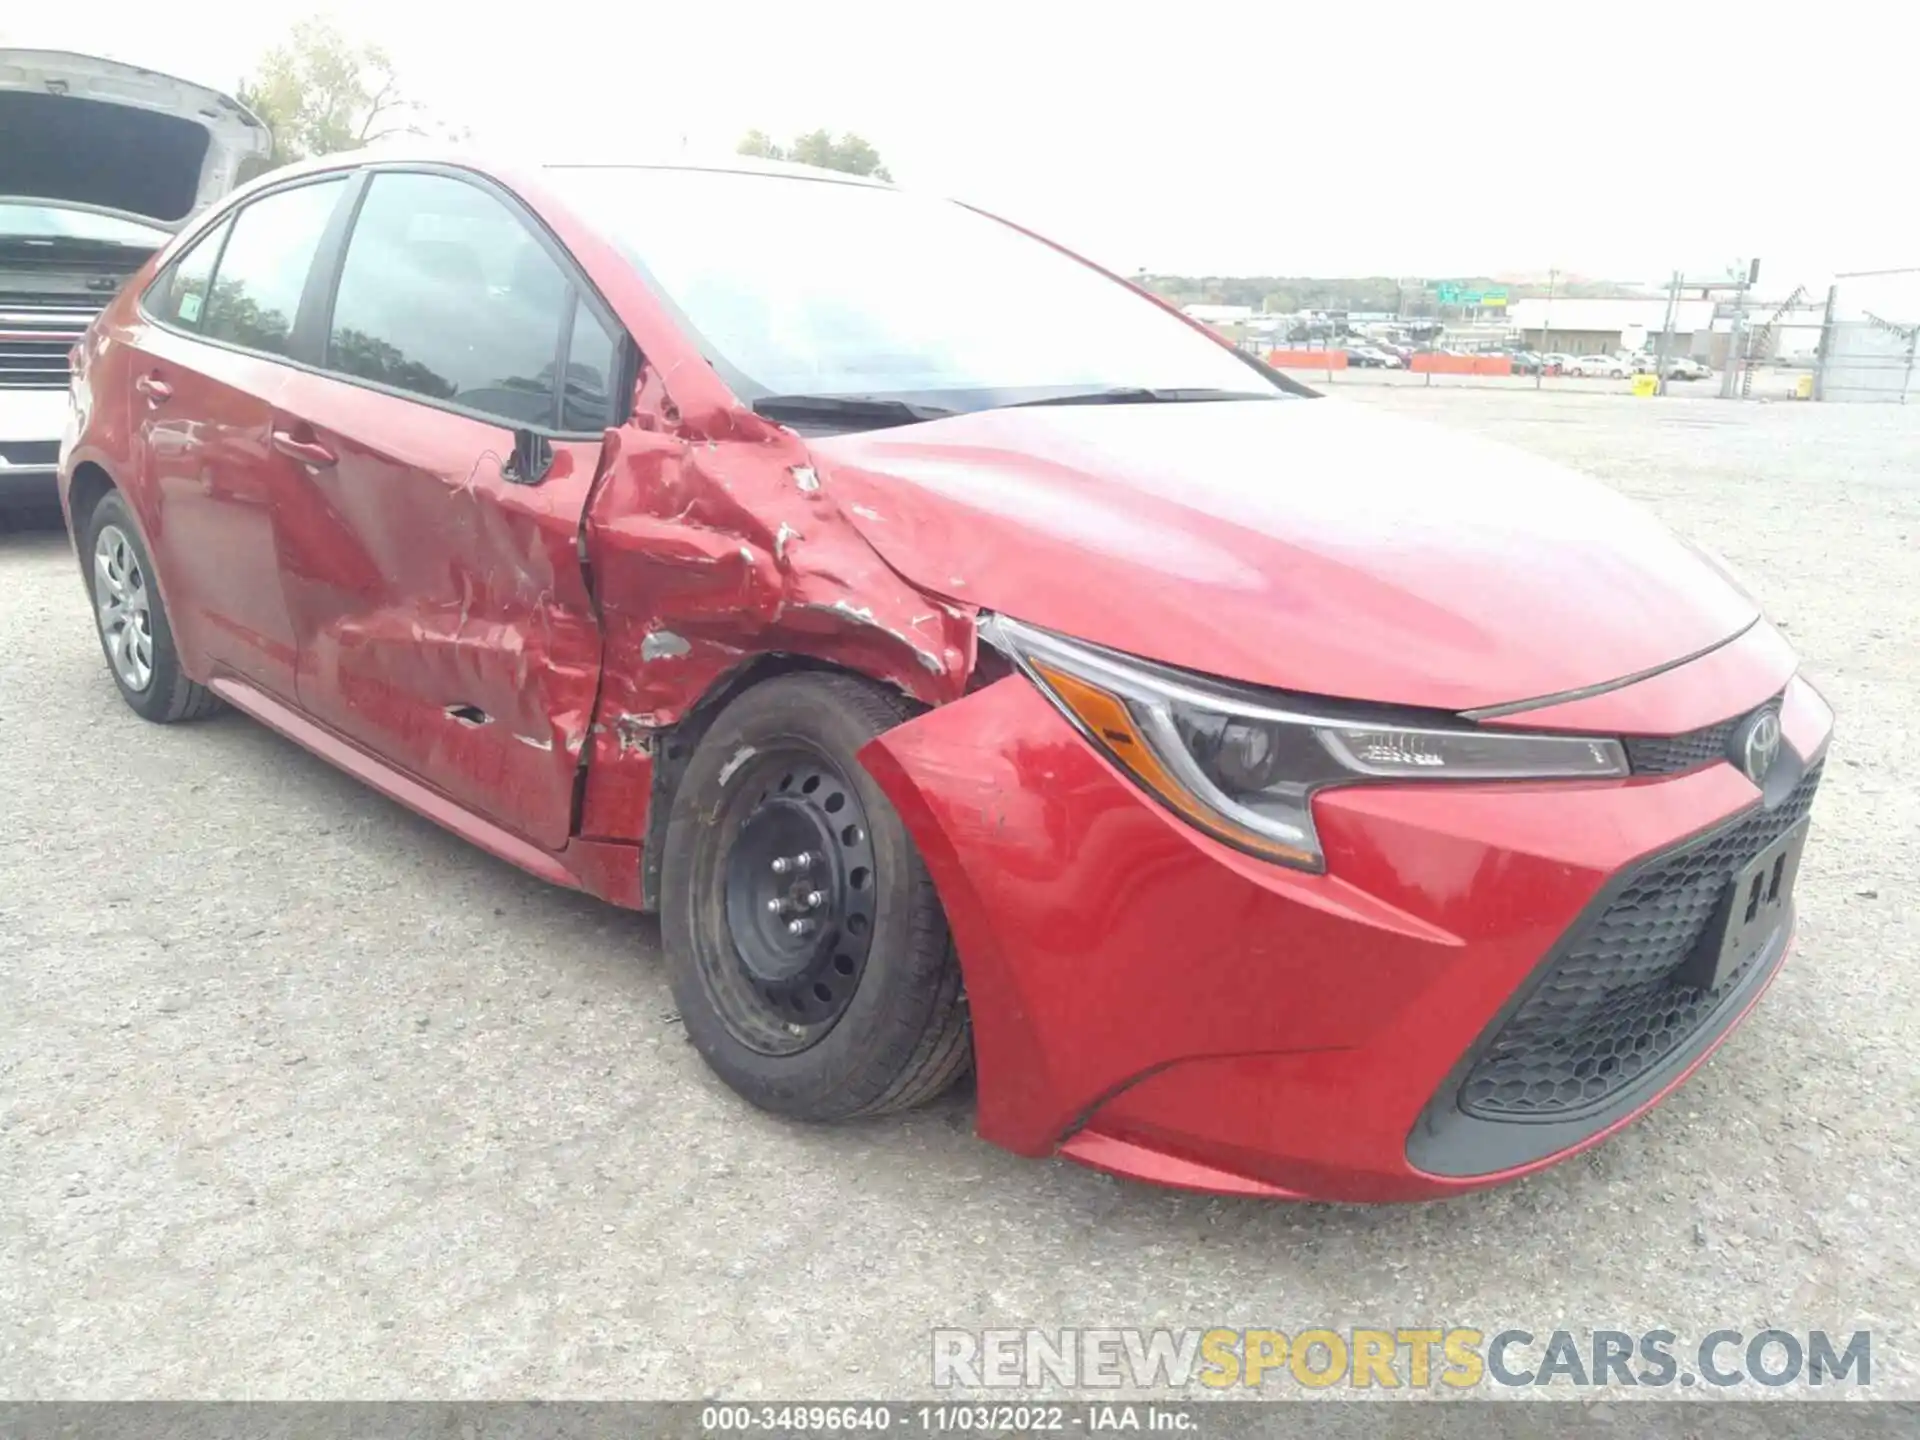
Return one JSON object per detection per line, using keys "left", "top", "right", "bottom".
{"left": 983, "top": 614, "right": 1628, "bottom": 872}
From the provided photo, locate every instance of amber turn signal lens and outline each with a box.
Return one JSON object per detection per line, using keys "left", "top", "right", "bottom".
{"left": 1031, "top": 660, "right": 1317, "bottom": 867}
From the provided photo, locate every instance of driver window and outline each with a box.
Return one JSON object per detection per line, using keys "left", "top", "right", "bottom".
{"left": 326, "top": 172, "right": 576, "bottom": 427}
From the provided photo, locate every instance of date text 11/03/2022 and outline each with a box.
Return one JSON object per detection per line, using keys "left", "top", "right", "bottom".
{"left": 699, "top": 1406, "right": 1197, "bottom": 1433}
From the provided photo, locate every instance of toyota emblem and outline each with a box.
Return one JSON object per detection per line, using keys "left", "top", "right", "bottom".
{"left": 1735, "top": 707, "right": 1783, "bottom": 785}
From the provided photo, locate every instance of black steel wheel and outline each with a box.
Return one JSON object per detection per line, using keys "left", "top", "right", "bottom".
{"left": 661, "top": 672, "right": 972, "bottom": 1121}
{"left": 712, "top": 747, "right": 879, "bottom": 1054}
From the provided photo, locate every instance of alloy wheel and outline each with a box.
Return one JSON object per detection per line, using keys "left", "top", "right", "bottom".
{"left": 93, "top": 523, "right": 154, "bottom": 693}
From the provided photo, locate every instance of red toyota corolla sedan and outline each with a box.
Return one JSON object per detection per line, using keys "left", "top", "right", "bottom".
{"left": 57, "top": 149, "right": 1832, "bottom": 1202}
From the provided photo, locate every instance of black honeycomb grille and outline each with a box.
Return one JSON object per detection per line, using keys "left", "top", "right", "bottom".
{"left": 1624, "top": 716, "right": 1745, "bottom": 775}
{"left": 1459, "top": 761, "right": 1821, "bottom": 1120}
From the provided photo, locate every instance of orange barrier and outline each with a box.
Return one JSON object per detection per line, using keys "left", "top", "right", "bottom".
{"left": 1411, "top": 353, "right": 1512, "bottom": 376}
{"left": 1266, "top": 349, "right": 1347, "bottom": 369}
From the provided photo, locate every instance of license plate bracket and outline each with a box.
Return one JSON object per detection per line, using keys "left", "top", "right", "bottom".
{"left": 1684, "top": 818, "right": 1808, "bottom": 994}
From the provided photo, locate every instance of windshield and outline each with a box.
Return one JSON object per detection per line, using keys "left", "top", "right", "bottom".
{"left": 0, "top": 202, "right": 168, "bottom": 248}
{"left": 541, "top": 166, "right": 1287, "bottom": 411}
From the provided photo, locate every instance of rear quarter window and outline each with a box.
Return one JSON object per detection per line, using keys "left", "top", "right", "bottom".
{"left": 145, "top": 218, "right": 231, "bottom": 331}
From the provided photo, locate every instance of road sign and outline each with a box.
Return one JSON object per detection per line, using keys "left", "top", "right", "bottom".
{"left": 1436, "top": 283, "right": 1510, "bottom": 307}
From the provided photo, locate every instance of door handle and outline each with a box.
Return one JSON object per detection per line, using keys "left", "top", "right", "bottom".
{"left": 134, "top": 373, "right": 172, "bottom": 404}
{"left": 270, "top": 429, "right": 337, "bottom": 469}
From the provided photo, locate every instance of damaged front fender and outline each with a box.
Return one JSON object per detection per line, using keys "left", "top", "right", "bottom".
{"left": 574, "top": 410, "right": 978, "bottom": 846}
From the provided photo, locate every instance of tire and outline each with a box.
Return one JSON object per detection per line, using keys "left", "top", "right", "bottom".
{"left": 660, "top": 671, "right": 971, "bottom": 1121}
{"left": 81, "top": 491, "right": 220, "bottom": 723}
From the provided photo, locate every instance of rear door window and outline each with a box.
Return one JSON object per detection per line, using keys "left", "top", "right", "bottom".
{"left": 324, "top": 172, "right": 580, "bottom": 428}
{"left": 201, "top": 179, "right": 347, "bottom": 358}
{"left": 147, "top": 218, "right": 231, "bottom": 331}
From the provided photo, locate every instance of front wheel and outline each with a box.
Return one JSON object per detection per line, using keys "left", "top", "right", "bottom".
{"left": 660, "top": 672, "right": 971, "bottom": 1121}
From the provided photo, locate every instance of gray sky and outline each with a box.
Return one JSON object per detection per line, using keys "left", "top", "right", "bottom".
{"left": 9, "top": 2, "right": 1913, "bottom": 290}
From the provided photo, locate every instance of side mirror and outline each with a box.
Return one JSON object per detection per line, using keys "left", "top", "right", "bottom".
{"left": 506, "top": 427, "right": 554, "bottom": 486}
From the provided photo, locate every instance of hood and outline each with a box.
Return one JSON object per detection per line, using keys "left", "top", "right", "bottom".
{"left": 0, "top": 49, "right": 270, "bottom": 231}
{"left": 809, "top": 397, "right": 1759, "bottom": 714}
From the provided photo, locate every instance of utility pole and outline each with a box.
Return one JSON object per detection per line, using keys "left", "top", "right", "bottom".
{"left": 1538, "top": 267, "right": 1557, "bottom": 390}
{"left": 1719, "top": 312, "right": 1745, "bottom": 398}
{"left": 1814, "top": 283, "right": 1838, "bottom": 402}
{"left": 1652, "top": 270, "right": 1682, "bottom": 396}
{"left": 1719, "top": 257, "right": 1759, "bottom": 399}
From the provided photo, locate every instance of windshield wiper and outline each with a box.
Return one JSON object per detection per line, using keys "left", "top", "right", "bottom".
{"left": 751, "top": 394, "right": 956, "bottom": 428}
{"left": 1004, "top": 386, "right": 1281, "bottom": 408}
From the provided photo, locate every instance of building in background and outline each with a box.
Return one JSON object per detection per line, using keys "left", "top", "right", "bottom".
{"left": 1509, "top": 298, "right": 1710, "bottom": 358}
{"left": 1507, "top": 296, "right": 1822, "bottom": 364}
{"left": 1180, "top": 303, "right": 1256, "bottom": 326}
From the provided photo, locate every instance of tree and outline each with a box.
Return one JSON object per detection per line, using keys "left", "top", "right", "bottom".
{"left": 736, "top": 129, "right": 892, "bottom": 181}
{"left": 736, "top": 130, "right": 782, "bottom": 161}
{"left": 237, "top": 20, "right": 439, "bottom": 174}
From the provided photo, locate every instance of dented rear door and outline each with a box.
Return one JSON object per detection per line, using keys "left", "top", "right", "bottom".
{"left": 268, "top": 168, "right": 615, "bottom": 849}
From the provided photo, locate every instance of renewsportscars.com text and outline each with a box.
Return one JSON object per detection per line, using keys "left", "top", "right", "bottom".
{"left": 931, "top": 1327, "right": 1872, "bottom": 1391}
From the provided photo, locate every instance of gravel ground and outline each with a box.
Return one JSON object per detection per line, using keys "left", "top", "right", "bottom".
{"left": 2, "top": 386, "right": 1916, "bottom": 1401}
{"left": 1278, "top": 365, "right": 1820, "bottom": 400}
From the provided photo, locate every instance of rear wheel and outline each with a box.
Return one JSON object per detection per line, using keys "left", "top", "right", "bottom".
{"left": 661, "top": 672, "right": 971, "bottom": 1121}
{"left": 82, "top": 492, "right": 219, "bottom": 723}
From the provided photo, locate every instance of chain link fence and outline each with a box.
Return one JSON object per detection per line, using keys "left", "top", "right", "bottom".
{"left": 1814, "top": 269, "right": 1920, "bottom": 403}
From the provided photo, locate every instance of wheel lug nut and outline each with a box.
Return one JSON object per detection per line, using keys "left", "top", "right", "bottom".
{"left": 804, "top": 890, "right": 827, "bottom": 909}
{"left": 771, "top": 856, "right": 791, "bottom": 875}
{"left": 766, "top": 897, "right": 788, "bottom": 915}
{"left": 786, "top": 918, "right": 814, "bottom": 937}
{"left": 794, "top": 852, "right": 816, "bottom": 871}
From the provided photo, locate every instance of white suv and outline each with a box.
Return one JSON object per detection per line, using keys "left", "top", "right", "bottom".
{"left": 0, "top": 50, "right": 268, "bottom": 509}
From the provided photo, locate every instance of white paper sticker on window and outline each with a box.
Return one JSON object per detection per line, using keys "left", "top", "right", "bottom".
{"left": 178, "top": 291, "right": 203, "bottom": 324}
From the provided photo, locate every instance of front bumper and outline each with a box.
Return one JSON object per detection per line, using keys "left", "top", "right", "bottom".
{"left": 860, "top": 632, "right": 1834, "bottom": 1203}
{"left": 0, "top": 464, "right": 59, "bottom": 506}
{"left": 1, "top": 388, "right": 67, "bottom": 506}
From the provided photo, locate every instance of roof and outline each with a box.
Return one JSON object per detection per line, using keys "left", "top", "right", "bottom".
{"left": 539, "top": 154, "right": 892, "bottom": 188}
{"left": 1506, "top": 297, "right": 1720, "bottom": 332}
{"left": 236, "top": 141, "right": 894, "bottom": 183}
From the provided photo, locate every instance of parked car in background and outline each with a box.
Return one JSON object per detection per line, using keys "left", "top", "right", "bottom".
{"left": 60, "top": 148, "right": 1832, "bottom": 1203}
{"left": 1568, "top": 354, "right": 1631, "bottom": 378}
{"left": 0, "top": 50, "right": 269, "bottom": 511}
{"left": 1505, "top": 350, "right": 1544, "bottom": 375}
{"left": 1344, "top": 345, "right": 1399, "bottom": 369}
{"left": 1538, "top": 353, "right": 1577, "bottom": 375}
{"left": 1663, "top": 356, "right": 1712, "bottom": 381}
